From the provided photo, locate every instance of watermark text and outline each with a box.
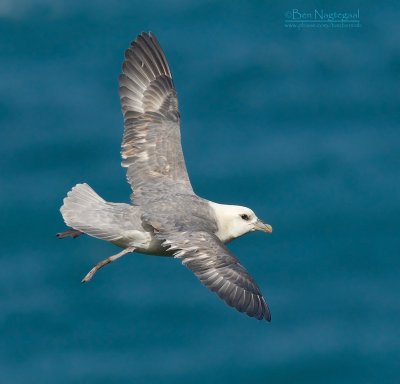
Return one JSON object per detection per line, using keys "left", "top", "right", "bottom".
{"left": 284, "top": 9, "right": 361, "bottom": 29}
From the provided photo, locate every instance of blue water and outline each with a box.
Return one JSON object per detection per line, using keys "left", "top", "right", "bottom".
{"left": 1, "top": 1, "right": 399, "bottom": 383}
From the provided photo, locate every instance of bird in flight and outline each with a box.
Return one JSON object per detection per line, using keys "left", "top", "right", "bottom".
{"left": 57, "top": 32, "right": 273, "bottom": 321}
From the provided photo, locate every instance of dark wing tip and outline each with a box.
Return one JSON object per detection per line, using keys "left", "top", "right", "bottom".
{"left": 196, "top": 265, "right": 271, "bottom": 322}
{"left": 134, "top": 31, "right": 152, "bottom": 41}
{"left": 262, "top": 298, "right": 272, "bottom": 322}
{"left": 242, "top": 294, "right": 271, "bottom": 322}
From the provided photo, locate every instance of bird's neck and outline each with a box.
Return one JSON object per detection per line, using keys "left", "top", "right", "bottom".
{"left": 208, "top": 201, "right": 238, "bottom": 243}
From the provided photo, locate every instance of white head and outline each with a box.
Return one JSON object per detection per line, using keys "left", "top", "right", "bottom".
{"left": 209, "top": 202, "right": 272, "bottom": 243}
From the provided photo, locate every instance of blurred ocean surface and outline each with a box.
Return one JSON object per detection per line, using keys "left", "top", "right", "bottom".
{"left": 0, "top": 0, "right": 399, "bottom": 383}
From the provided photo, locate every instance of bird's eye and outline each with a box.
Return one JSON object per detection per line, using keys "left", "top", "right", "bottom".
{"left": 240, "top": 214, "right": 250, "bottom": 221}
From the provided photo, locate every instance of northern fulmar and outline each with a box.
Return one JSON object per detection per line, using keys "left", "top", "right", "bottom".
{"left": 57, "top": 32, "right": 273, "bottom": 321}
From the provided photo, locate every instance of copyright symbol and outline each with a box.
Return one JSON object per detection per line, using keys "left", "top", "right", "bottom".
{"left": 285, "top": 11, "right": 292, "bottom": 19}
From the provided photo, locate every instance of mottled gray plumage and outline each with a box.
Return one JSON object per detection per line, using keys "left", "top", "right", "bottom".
{"left": 156, "top": 230, "right": 270, "bottom": 320}
{"left": 119, "top": 32, "right": 193, "bottom": 203}
{"left": 59, "top": 32, "right": 272, "bottom": 322}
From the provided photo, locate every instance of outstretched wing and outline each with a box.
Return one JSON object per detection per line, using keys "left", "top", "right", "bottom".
{"left": 119, "top": 32, "right": 193, "bottom": 203}
{"left": 158, "top": 230, "right": 271, "bottom": 321}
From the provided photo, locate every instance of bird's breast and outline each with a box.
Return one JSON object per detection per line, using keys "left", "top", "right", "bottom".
{"left": 111, "top": 229, "right": 171, "bottom": 257}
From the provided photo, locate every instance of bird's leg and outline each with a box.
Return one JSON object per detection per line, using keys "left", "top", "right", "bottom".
{"left": 81, "top": 247, "right": 135, "bottom": 283}
{"left": 56, "top": 229, "right": 82, "bottom": 239}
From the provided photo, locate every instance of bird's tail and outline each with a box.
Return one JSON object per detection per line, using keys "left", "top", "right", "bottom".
{"left": 60, "top": 183, "right": 129, "bottom": 242}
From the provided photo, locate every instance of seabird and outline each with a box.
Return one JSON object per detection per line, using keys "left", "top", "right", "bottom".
{"left": 57, "top": 32, "right": 273, "bottom": 321}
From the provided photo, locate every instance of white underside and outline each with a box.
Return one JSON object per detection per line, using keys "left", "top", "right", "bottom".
{"left": 111, "top": 230, "right": 168, "bottom": 256}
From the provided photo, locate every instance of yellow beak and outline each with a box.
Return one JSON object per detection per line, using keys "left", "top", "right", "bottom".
{"left": 254, "top": 220, "right": 273, "bottom": 233}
